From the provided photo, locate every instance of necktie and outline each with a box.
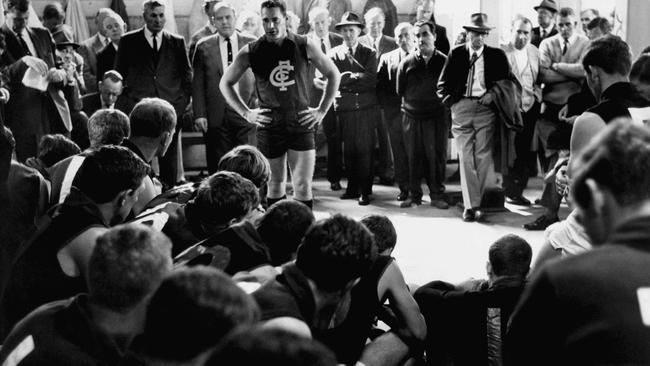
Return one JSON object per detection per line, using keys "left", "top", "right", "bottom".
{"left": 542, "top": 29, "right": 547, "bottom": 39}
{"left": 348, "top": 47, "right": 354, "bottom": 66}
{"left": 562, "top": 39, "right": 568, "bottom": 56}
{"left": 17, "top": 32, "right": 31, "bottom": 56}
{"left": 466, "top": 52, "right": 478, "bottom": 97}
{"left": 152, "top": 32, "right": 159, "bottom": 64}
{"left": 225, "top": 37, "right": 233, "bottom": 66}
{"left": 320, "top": 38, "right": 326, "bottom": 54}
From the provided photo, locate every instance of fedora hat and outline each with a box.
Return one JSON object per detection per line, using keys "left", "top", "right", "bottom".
{"left": 462, "top": 13, "right": 493, "bottom": 34}
{"left": 335, "top": 11, "right": 364, "bottom": 30}
{"left": 534, "top": 0, "right": 558, "bottom": 13}
{"left": 52, "top": 26, "right": 79, "bottom": 50}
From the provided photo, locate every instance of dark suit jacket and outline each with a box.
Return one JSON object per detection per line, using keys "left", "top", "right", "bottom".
{"left": 437, "top": 44, "right": 511, "bottom": 108}
{"left": 376, "top": 47, "right": 405, "bottom": 108}
{"left": 81, "top": 92, "right": 101, "bottom": 117}
{"left": 188, "top": 25, "right": 216, "bottom": 62}
{"left": 531, "top": 25, "right": 558, "bottom": 48}
{"left": 0, "top": 25, "right": 65, "bottom": 140}
{"left": 115, "top": 28, "right": 192, "bottom": 115}
{"left": 308, "top": 32, "right": 343, "bottom": 107}
{"left": 358, "top": 34, "right": 397, "bottom": 61}
{"left": 96, "top": 43, "right": 117, "bottom": 83}
{"left": 329, "top": 43, "right": 378, "bottom": 111}
{"left": 78, "top": 33, "right": 106, "bottom": 93}
{"left": 192, "top": 32, "right": 256, "bottom": 129}
{"left": 434, "top": 24, "right": 451, "bottom": 56}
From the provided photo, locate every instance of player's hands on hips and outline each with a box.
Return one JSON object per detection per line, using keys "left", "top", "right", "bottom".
{"left": 298, "top": 108, "right": 325, "bottom": 129}
{"left": 193, "top": 118, "right": 208, "bottom": 133}
{"left": 244, "top": 108, "right": 272, "bottom": 127}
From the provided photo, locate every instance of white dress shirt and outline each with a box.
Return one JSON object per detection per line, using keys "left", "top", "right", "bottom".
{"left": 218, "top": 33, "right": 238, "bottom": 69}
{"left": 143, "top": 27, "right": 163, "bottom": 51}
{"left": 467, "top": 44, "right": 486, "bottom": 97}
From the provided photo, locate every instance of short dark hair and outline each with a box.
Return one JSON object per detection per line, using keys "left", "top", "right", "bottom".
{"left": 6, "top": 0, "right": 29, "bottom": 12}
{"left": 413, "top": 20, "right": 435, "bottom": 34}
{"left": 488, "top": 235, "right": 532, "bottom": 277}
{"left": 129, "top": 98, "right": 177, "bottom": 138}
{"left": 88, "top": 224, "right": 172, "bottom": 312}
{"left": 142, "top": 266, "right": 259, "bottom": 362}
{"left": 37, "top": 134, "right": 81, "bottom": 168}
{"left": 88, "top": 109, "right": 131, "bottom": 147}
{"left": 582, "top": 35, "right": 631, "bottom": 76}
{"left": 586, "top": 17, "right": 611, "bottom": 33}
{"left": 572, "top": 120, "right": 650, "bottom": 208}
{"left": 73, "top": 145, "right": 149, "bottom": 204}
{"left": 190, "top": 171, "right": 260, "bottom": 230}
{"left": 217, "top": 145, "right": 270, "bottom": 188}
{"left": 203, "top": 0, "right": 219, "bottom": 13}
{"left": 360, "top": 215, "right": 397, "bottom": 253}
{"left": 258, "top": 200, "right": 315, "bottom": 266}
{"left": 631, "top": 54, "right": 650, "bottom": 85}
{"left": 296, "top": 214, "right": 377, "bottom": 292}
{"left": 558, "top": 7, "right": 575, "bottom": 18}
{"left": 206, "top": 327, "right": 337, "bottom": 366}
{"left": 260, "top": 0, "right": 286, "bottom": 15}
{"left": 42, "top": 2, "right": 64, "bottom": 20}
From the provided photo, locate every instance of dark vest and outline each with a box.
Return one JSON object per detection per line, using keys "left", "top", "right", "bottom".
{"left": 248, "top": 33, "right": 310, "bottom": 113}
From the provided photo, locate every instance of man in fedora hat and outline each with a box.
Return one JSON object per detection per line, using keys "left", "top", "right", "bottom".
{"left": 438, "top": 13, "right": 511, "bottom": 222}
{"left": 220, "top": 0, "right": 340, "bottom": 209}
{"left": 54, "top": 28, "right": 90, "bottom": 149}
{"left": 531, "top": 0, "right": 559, "bottom": 47}
{"left": 329, "top": 11, "right": 379, "bottom": 206}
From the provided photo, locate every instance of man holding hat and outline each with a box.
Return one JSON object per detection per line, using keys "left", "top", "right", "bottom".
{"left": 531, "top": 0, "right": 559, "bottom": 47}
{"left": 329, "top": 11, "right": 379, "bottom": 206}
{"left": 53, "top": 28, "right": 90, "bottom": 149}
{"left": 438, "top": 13, "right": 510, "bottom": 222}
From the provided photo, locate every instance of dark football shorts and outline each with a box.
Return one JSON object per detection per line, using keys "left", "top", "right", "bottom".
{"left": 257, "top": 110, "right": 316, "bottom": 159}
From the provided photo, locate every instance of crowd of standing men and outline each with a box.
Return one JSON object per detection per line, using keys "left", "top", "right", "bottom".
{"left": 0, "top": 0, "right": 649, "bottom": 226}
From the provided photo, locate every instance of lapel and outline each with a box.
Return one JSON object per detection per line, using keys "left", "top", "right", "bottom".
{"left": 2, "top": 24, "right": 25, "bottom": 62}
{"left": 214, "top": 35, "right": 223, "bottom": 75}
{"left": 527, "top": 43, "right": 539, "bottom": 77}
{"left": 91, "top": 33, "right": 104, "bottom": 53}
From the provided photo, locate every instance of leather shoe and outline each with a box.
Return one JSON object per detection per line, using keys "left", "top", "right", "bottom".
{"left": 340, "top": 192, "right": 359, "bottom": 200}
{"left": 506, "top": 195, "right": 531, "bottom": 206}
{"left": 358, "top": 194, "right": 371, "bottom": 206}
{"left": 397, "top": 191, "right": 408, "bottom": 201}
{"left": 462, "top": 209, "right": 475, "bottom": 222}
{"left": 523, "top": 215, "right": 559, "bottom": 231}
{"left": 400, "top": 198, "right": 422, "bottom": 208}
{"left": 330, "top": 182, "right": 342, "bottom": 191}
